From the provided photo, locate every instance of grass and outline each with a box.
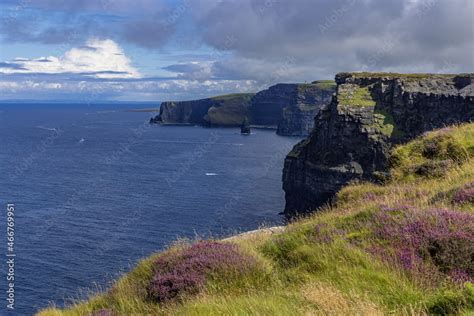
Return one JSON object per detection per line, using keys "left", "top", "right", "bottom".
{"left": 373, "top": 108, "right": 405, "bottom": 138}
{"left": 344, "top": 72, "right": 459, "bottom": 80}
{"left": 389, "top": 124, "right": 474, "bottom": 181}
{"left": 338, "top": 86, "right": 376, "bottom": 107}
{"left": 309, "top": 80, "right": 337, "bottom": 91}
{"left": 205, "top": 93, "right": 254, "bottom": 126}
{"left": 209, "top": 93, "right": 255, "bottom": 101}
{"left": 39, "top": 123, "right": 474, "bottom": 316}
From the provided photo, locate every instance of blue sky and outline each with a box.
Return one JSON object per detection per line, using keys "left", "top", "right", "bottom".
{"left": 0, "top": 0, "right": 473, "bottom": 101}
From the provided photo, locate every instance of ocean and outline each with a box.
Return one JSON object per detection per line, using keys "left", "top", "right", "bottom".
{"left": 0, "top": 103, "right": 300, "bottom": 314}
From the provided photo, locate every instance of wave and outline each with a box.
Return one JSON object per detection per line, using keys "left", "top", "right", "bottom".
{"left": 36, "top": 125, "right": 58, "bottom": 132}
{"left": 205, "top": 173, "right": 218, "bottom": 176}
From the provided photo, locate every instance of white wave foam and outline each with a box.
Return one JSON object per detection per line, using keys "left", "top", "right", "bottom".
{"left": 36, "top": 125, "right": 57, "bottom": 131}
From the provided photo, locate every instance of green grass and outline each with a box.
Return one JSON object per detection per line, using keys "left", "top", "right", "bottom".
{"left": 389, "top": 124, "right": 474, "bottom": 181}
{"left": 39, "top": 123, "right": 474, "bottom": 316}
{"left": 373, "top": 108, "right": 405, "bottom": 138}
{"left": 346, "top": 72, "right": 459, "bottom": 80}
{"left": 338, "top": 86, "right": 376, "bottom": 107}
{"left": 205, "top": 93, "right": 255, "bottom": 126}
{"left": 209, "top": 93, "right": 255, "bottom": 101}
{"left": 309, "top": 80, "right": 337, "bottom": 91}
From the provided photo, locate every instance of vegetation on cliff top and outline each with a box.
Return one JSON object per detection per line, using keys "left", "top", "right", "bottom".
{"left": 338, "top": 86, "right": 376, "bottom": 107}
{"left": 343, "top": 72, "right": 463, "bottom": 80}
{"left": 209, "top": 93, "right": 255, "bottom": 101}
{"left": 39, "top": 124, "right": 474, "bottom": 315}
{"left": 309, "top": 80, "right": 337, "bottom": 91}
{"left": 205, "top": 93, "right": 254, "bottom": 126}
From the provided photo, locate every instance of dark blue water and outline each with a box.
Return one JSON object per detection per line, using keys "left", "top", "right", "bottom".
{"left": 0, "top": 103, "right": 299, "bottom": 315}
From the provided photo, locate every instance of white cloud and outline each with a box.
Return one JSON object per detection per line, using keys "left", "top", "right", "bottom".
{"left": 0, "top": 77, "right": 259, "bottom": 101}
{"left": 0, "top": 39, "right": 141, "bottom": 79}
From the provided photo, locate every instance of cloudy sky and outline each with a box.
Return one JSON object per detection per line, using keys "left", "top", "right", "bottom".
{"left": 0, "top": 0, "right": 472, "bottom": 101}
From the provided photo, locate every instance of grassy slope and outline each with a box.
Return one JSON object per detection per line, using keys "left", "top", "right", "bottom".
{"left": 209, "top": 93, "right": 255, "bottom": 101}
{"left": 39, "top": 124, "right": 474, "bottom": 316}
{"left": 310, "top": 80, "right": 337, "bottom": 91}
{"left": 204, "top": 93, "right": 255, "bottom": 126}
{"left": 338, "top": 85, "right": 376, "bottom": 107}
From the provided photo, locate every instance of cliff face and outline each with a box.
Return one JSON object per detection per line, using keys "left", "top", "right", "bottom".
{"left": 204, "top": 94, "right": 255, "bottom": 126}
{"left": 283, "top": 72, "right": 474, "bottom": 218}
{"left": 250, "top": 82, "right": 335, "bottom": 135}
{"left": 153, "top": 99, "right": 214, "bottom": 125}
{"left": 151, "top": 82, "right": 335, "bottom": 135}
{"left": 150, "top": 93, "right": 254, "bottom": 126}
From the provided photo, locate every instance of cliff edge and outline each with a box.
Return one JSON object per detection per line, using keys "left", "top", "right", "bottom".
{"left": 151, "top": 81, "right": 335, "bottom": 136}
{"left": 283, "top": 72, "right": 474, "bottom": 218}
{"left": 150, "top": 93, "right": 255, "bottom": 127}
{"left": 250, "top": 81, "right": 335, "bottom": 136}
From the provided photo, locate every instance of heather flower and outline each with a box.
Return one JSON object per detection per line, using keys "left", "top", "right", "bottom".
{"left": 370, "top": 207, "right": 474, "bottom": 283}
{"left": 363, "top": 192, "right": 377, "bottom": 201}
{"left": 449, "top": 269, "right": 474, "bottom": 284}
{"left": 397, "top": 247, "right": 418, "bottom": 270}
{"left": 313, "top": 223, "right": 334, "bottom": 244}
{"left": 92, "top": 309, "right": 112, "bottom": 316}
{"left": 452, "top": 182, "right": 474, "bottom": 205}
{"left": 380, "top": 204, "right": 411, "bottom": 212}
{"left": 147, "top": 241, "right": 257, "bottom": 303}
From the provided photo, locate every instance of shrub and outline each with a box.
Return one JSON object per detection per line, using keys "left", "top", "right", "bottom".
{"left": 372, "top": 207, "right": 474, "bottom": 283}
{"left": 147, "top": 241, "right": 257, "bottom": 303}
{"left": 421, "top": 133, "right": 469, "bottom": 163}
{"left": 388, "top": 128, "right": 471, "bottom": 180}
{"left": 411, "top": 160, "right": 452, "bottom": 178}
{"left": 452, "top": 182, "right": 474, "bottom": 205}
{"left": 92, "top": 309, "right": 113, "bottom": 316}
{"left": 426, "top": 289, "right": 466, "bottom": 315}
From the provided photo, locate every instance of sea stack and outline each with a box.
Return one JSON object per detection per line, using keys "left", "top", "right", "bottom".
{"left": 240, "top": 117, "right": 251, "bottom": 134}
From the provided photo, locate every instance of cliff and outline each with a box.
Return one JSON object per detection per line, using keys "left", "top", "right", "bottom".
{"left": 250, "top": 81, "right": 335, "bottom": 136}
{"left": 151, "top": 82, "right": 335, "bottom": 135}
{"left": 283, "top": 72, "right": 474, "bottom": 218}
{"left": 150, "top": 93, "right": 254, "bottom": 127}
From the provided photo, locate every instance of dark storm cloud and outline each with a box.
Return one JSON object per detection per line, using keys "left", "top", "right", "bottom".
{"left": 184, "top": 0, "right": 474, "bottom": 80}
{"left": 122, "top": 18, "right": 176, "bottom": 49}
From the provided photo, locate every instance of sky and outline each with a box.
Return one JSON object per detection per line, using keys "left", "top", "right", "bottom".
{"left": 0, "top": 0, "right": 473, "bottom": 102}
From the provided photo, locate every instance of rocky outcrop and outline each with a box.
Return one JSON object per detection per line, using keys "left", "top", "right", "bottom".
{"left": 250, "top": 81, "right": 335, "bottom": 135}
{"left": 283, "top": 72, "right": 474, "bottom": 218}
{"left": 240, "top": 117, "right": 251, "bottom": 134}
{"left": 150, "top": 93, "right": 254, "bottom": 126}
